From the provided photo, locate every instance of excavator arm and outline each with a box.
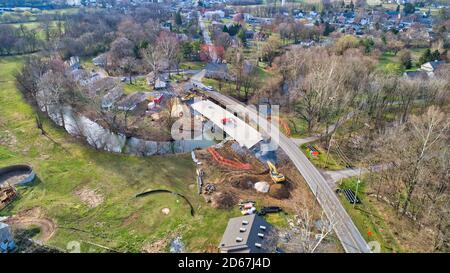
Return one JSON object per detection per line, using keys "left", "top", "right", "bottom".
{"left": 267, "top": 161, "right": 285, "bottom": 183}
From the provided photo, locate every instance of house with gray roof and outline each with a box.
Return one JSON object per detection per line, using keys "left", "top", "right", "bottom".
{"left": 102, "top": 86, "right": 124, "bottom": 110}
{"left": 420, "top": 60, "right": 446, "bottom": 77}
{"left": 205, "top": 63, "right": 229, "bottom": 80}
{"left": 218, "top": 214, "right": 276, "bottom": 253}
{"left": 117, "top": 92, "right": 150, "bottom": 112}
{"left": 403, "top": 70, "right": 428, "bottom": 79}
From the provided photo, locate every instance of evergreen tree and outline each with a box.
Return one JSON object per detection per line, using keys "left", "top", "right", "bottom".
{"left": 175, "top": 11, "right": 182, "bottom": 26}
{"left": 323, "top": 22, "right": 334, "bottom": 36}
{"left": 431, "top": 50, "right": 441, "bottom": 61}
{"left": 237, "top": 28, "right": 247, "bottom": 47}
{"left": 419, "top": 48, "right": 431, "bottom": 65}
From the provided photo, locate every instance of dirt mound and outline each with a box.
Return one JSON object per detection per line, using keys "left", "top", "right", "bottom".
{"left": 269, "top": 183, "right": 291, "bottom": 199}
{"left": 142, "top": 232, "right": 180, "bottom": 253}
{"left": 142, "top": 238, "right": 168, "bottom": 253}
{"left": 75, "top": 186, "right": 104, "bottom": 208}
{"left": 6, "top": 207, "right": 57, "bottom": 243}
{"left": 231, "top": 179, "right": 253, "bottom": 189}
{"left": 222, "top": 173, "right": 265, "bottom": 190}
{"left": 210, "top": 192, "right": 237, "bottom": 209}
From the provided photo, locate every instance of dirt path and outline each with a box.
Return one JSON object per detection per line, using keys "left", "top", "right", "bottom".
{"left": 5, "top": 207, "right": 57, "bottom": 243}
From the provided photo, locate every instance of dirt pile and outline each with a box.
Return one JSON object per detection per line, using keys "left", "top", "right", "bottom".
{"left": 269, "top": 183, "right": 291, "bottom": 199}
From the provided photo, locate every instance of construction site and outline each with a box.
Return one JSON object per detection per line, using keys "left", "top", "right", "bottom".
{"left": 191, "top": 140, "right": 319, "bottom": 214}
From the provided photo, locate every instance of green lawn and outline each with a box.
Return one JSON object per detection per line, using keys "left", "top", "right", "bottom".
{"left": 300, "top": 143, "right": 346, "bottom": 171}
{"left": 2, "top": 20, "right": 63, "bottom": 41}
{"left": 0, "top": 56, "right": 237, "bottom": 252}
{"left": 284, "top": 116, "right": 309, "bottom": 138}
{"left": 180, "top": 61, "right": 206, "bottom": 71}
{"left": 123, "top": 77, "right": 152, "bottom": 95}
{"left": 378, "top": 48, "right": 426, "bottom": 73}
{"left": 338, "top": 177, "right": 402, "bottom": 253}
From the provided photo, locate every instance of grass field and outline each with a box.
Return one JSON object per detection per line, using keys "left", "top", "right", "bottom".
{"left": 1, "top": 20, "right": 63, "bottom": 41}
{"left": 337, "top": 177, "right": 402, "bottom": 253}
{"left": 124, "top": 77, "right": 152, "bottom": 95}
{"left": 300, "top": 143, "right": 346, "bottom": 171}
{"left": 179, "top": 61, "right": 206, "bottom": 71}
{"left": 377, "top": 48, "right": 426, "bottom": 73}
{"left": 0, "top": 56, "right": 240, "bottom": 252}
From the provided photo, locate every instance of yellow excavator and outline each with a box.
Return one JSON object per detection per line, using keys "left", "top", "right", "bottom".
{"left": 267, "top": 161, "right": 285, "bottom": 183}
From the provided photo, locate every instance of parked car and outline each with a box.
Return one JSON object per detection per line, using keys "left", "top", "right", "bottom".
{"left": 259, "top": 206, "right": 282, "bottom": 215}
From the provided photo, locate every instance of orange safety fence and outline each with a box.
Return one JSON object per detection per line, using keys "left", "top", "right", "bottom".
{"left": 207, "top": 147, "right": 251, "bottom": 170}
{"left": 268, "top": 116, "right": 291, "bottom": 137}
{"left": 280, "top": 118, "right": 291, "bottom": 137}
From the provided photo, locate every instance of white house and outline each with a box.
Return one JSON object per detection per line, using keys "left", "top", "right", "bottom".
{"left": 420, "top": 60, "right": 446, "bottom": 77}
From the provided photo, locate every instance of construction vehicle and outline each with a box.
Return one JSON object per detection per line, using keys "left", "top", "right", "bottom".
{"left": 181, "top": 93, "right": 196, "bottom": 101}
{"left": 267, "top": 161, "right": 285, "bottom": 183}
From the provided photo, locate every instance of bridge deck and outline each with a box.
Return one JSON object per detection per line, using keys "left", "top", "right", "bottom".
{"left": 191, "top": 100, "right": 263, "bottom": 149}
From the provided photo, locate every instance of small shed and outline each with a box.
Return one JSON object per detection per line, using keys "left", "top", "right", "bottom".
{"left": 92, "top": 53, "right": 107, "bottom": 68}
{"left": 154, "top": 77, "right": 167, "bottom": 90}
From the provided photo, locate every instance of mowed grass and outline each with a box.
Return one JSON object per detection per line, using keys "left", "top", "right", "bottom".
{"left": 179, "top": 61, "right": 206, "bottom": 71}
{"left": 378, "top": 48, "right": 427, "bottom": 72}
{"left": 2, "top": 20, "right": 63, "bottom": 40}
{"left": 123, "top": 77, "right": 152, "bottom": 95}
{"left": 0, "top": 56, "right": 238, "bottom": 252}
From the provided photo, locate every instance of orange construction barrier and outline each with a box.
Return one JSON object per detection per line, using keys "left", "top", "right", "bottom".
{"left": 207, "top": 147, "right": 251, "bottom": 170}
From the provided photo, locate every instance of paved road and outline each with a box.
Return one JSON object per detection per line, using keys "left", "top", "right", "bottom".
{"left": 323, "top": 164, "right": 392, "bottom": 184}
{"left": 198, "top": 12, "right": 218, "bottom": 63}
{"left": 191, "top": 76, "right": 370, "bottom": 253}
{"left": 290, "top": 136, "right": 319, "bottom": 146}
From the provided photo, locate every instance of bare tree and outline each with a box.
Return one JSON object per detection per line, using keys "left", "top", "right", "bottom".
{"left": 281, "top": 202, "right": 338, "bottom": 253}
{"left": 402, "top": 107, "right": 450, "bottom": 214}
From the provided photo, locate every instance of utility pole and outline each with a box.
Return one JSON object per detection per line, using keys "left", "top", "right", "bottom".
{"left": 324, "top": 132, "right": 334, "bottom": 169}
{"left": 353, "top": 168, "right": 362, "bottom": 208}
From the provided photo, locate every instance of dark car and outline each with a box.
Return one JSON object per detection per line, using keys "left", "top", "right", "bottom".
{"left": 259, "top": 206, "right": 282, "bottom": 215}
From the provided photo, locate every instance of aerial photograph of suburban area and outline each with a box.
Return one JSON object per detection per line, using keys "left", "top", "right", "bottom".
{"left": 0, "top": 0, "right": 449, "bottom": 260}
